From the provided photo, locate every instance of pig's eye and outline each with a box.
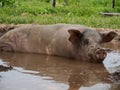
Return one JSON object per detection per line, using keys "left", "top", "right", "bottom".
{"left": 84, "top": 39, "right": 89, "bottom": 45}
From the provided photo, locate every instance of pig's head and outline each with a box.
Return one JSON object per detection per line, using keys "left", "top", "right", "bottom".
{"left": 68, "top": 29, "right": 117, "bottom": 63}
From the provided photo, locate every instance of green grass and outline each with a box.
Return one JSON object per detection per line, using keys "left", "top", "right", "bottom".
{"left": 0, "top": 0, "right": 120, "bottom": 29}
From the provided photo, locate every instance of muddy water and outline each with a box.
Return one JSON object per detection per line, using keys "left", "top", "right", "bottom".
{"left": 0, "top": 41, "right": 120, "bottom": 90}
{"left": 0, "top": 51, "right": 120, "bottom": 90}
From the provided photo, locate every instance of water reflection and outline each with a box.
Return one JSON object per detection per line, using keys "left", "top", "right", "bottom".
{"left": 0, "top": 52, "right": 119, "bottom": 90}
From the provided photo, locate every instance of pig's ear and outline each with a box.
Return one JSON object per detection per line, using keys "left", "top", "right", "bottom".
{"left": 101, "top": 31, "right": 117, "bottom": 43}
{"left": 68, "top": 29, "right": 83, "bottom": 44}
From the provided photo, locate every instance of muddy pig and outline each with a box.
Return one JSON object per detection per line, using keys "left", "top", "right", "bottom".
{"left": 0, "top": 24, "right": 117, "bottom": 63}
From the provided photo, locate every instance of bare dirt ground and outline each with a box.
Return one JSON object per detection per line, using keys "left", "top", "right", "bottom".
{"left": 95, "top": 28, "right": 120, "bottom": 41}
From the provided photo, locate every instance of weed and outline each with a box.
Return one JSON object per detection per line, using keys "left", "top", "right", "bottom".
{"left": 0, "top": 0, "right": 120, "bottom": 28}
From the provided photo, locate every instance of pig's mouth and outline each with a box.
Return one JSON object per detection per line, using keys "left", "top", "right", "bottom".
{"left": 0, "top": 43, "right": 14, "bottom": 52}
{"left": 88, "top": 49, "right": 107, "bottom": 63}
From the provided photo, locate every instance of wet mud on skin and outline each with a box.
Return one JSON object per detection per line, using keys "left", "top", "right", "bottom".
{"left": 0, "top": 52, "right": 120, "bottom": 90}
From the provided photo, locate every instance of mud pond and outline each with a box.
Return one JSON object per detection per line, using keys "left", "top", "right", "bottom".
{"left": 0, "top": 42, "right": 120, "bottom": 90}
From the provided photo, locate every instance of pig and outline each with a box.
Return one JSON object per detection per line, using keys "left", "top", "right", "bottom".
{"left": 0, "top": 24, "right": 117, "bottom": 63}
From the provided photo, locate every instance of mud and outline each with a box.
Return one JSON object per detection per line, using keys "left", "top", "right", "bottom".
{"left": 0, "top": 65, "right": 13, "bottom": 72}
{"left": 0, "top": 52, "right": 119, "bottom": 90}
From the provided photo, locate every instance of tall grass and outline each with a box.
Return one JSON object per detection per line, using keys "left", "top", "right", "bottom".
{"left": 0, "top": 0, "right": 120, "bottom": 28}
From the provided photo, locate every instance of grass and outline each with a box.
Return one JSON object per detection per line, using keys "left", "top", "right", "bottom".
{"left": 0, "top": 0, "right": 120, "bottom": 29}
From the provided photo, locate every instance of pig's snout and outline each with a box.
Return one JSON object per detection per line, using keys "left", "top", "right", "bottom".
{"left": 96, "top": 48, "right": 107, "bottom": 61}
